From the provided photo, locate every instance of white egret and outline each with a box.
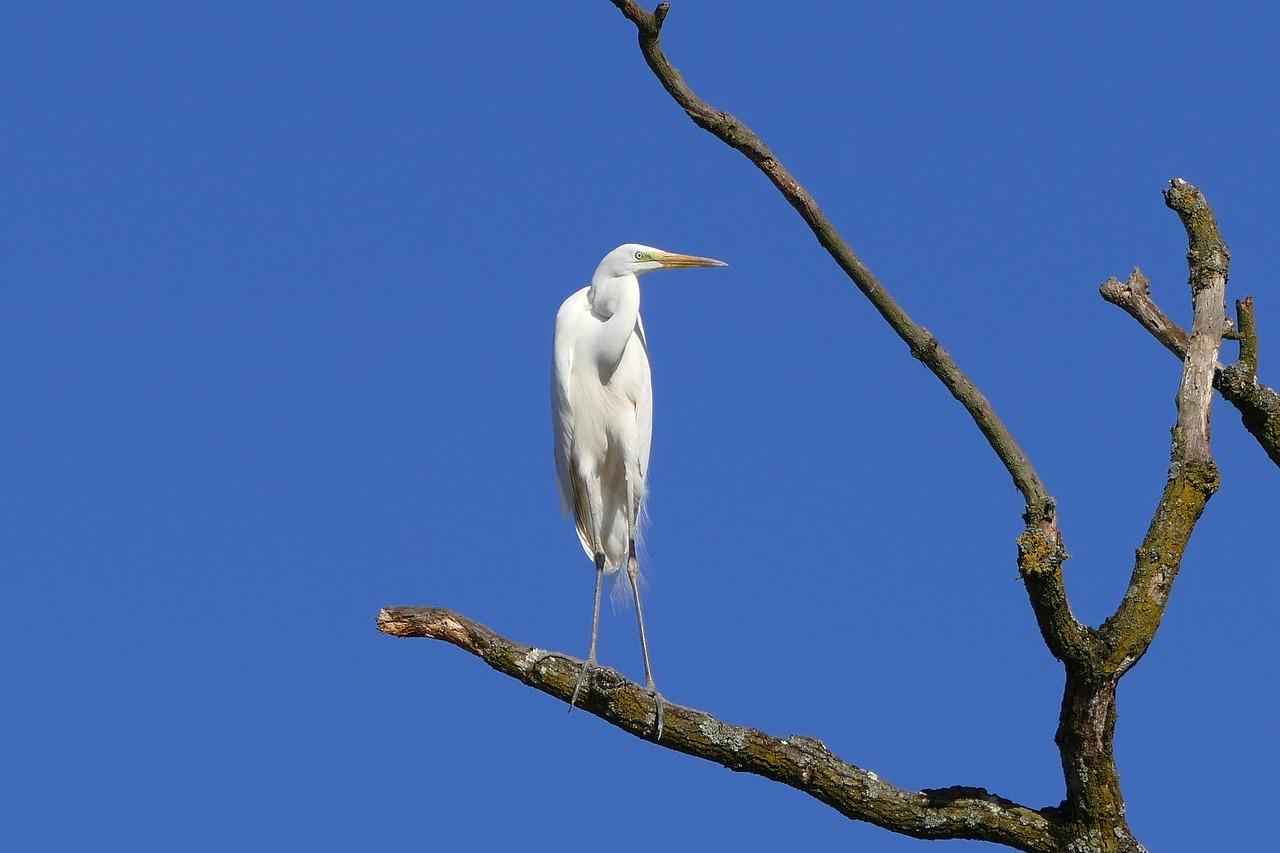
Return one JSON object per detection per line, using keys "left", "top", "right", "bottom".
{"left": 552, "top": 243, "right": 727, "bottom": 739}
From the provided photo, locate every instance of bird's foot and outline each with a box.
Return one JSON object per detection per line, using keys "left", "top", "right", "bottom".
{"left": 647, "top": 684, "right": 666, "bottom": 742}
{"left": 569, "top": 658, "right": 595, "bottom": 712}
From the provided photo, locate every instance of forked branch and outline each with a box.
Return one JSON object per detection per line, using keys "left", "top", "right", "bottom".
{"left": 1102, "top": 274, "right": 1280, "bottom": 467}
{"left": 1008, "top": 181, "right": 1222, "bottom": 851}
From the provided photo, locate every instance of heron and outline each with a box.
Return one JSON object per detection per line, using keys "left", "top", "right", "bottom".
{"left": 552, "top": 243, "right": 727, "bottom": 739}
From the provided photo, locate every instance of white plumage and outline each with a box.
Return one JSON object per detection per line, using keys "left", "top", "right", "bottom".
{"left": 551, "top": 243, "right": 726, "bottom": 739}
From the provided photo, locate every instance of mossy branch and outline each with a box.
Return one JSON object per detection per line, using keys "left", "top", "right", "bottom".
{"left": 1097, "top": 460, "right": 1219, "bottom": 673}
{"left": 1233, "top": 296, "right": 1259, "bottom": 377}
{"left": 1030, "top": 178, "right": 1222, "bottom": 839}
{"left": 1095, "top": 179, "right": 1225, "bottom": 671}
{"left": 1102, "top": 217, "right": 1280, "bottom": 467}
{"left": 1165, "top": 179, "right": 1228, "bottom": 465}
{"left": 378, "top": 606, "right": 1061, "bottom": 852}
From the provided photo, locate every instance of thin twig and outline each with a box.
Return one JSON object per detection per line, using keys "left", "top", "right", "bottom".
{"left": 1233, "top": 297, "right": 1259, "bottom": 377}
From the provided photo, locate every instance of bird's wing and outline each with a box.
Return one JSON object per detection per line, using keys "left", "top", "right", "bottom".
{"left": 633, "top": 315, "right": 653, "bottom": 486}
{"left": 551, "top": 287, "right": 589, "bottom": 519}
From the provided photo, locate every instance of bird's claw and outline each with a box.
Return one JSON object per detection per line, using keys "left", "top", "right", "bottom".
{"left": 569, "top": 659, "right": 595, "bottom": 712}
{"left": 649, "top": 687, "right": 666, "bottom": 741}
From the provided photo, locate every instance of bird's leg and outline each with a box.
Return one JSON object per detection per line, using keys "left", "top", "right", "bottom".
{"left": 569, "top": 551, "right": 606, "bottom": 712}
{"left": 627, "top": 541, "right": 665, "bottom": 741}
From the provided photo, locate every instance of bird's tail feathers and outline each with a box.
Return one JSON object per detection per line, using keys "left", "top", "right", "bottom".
{"left": 608, "top": 534, "right": 651, "bottom": 612}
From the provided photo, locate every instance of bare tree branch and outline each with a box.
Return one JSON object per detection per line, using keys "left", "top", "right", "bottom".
{"left": 378, "top": 606, "right": 1061, "bottom": 852}
{"left": 1100, "top": 268, "right": 1189, "bottom": 358}
{"left": 610, "top": 4, "right": 1055, "bottom": 514}
{"left": 607, "top": 1, "right": 1090, "bottom": 687}
{"left": 1103, "top": 274, "right": 1280, "bottom": 467}
{"left": 1096, "top": 179, "right": 1225, "bottom": 672}
{"left": 1165, "top": 179, "right": 1229, "bottom": 464}
{"left": 1041, "top": 180, "right": 1223, "bottom": 845}
{"left": 1232, "top": 296, "right": 1259, "bottom": 376}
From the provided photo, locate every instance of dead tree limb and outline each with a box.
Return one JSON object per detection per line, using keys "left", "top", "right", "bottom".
{"left": 378, "top": 606, "right": 1060, "bottom": 852}
{"left": 609, "top": 5, "right": 1058, "bottom": 522}
{"left": 1102, "top": 180, "right": 1227, "bottom": 662}
{"left": 1048, "top": 179, "right": 1223, "bottom": 845}
{"left": 1102, "top": 273, "right": 1280, "bottom": 467}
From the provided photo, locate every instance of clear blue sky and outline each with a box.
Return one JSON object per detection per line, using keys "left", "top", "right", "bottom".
{"left": 4, "top": 3, "right": 1277, "bottom": 850}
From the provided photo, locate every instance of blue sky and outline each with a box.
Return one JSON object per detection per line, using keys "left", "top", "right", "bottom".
{"left": 4, "top": 2, "right": 1277, "bottom": 850}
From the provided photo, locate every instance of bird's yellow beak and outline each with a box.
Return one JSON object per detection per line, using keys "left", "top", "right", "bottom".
{"left": 654, "top": 251, "right": 728, "bottom": 269}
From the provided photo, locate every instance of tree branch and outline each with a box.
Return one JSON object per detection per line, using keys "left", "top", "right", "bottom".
{"left": 1096, "top": 179, "right": 1225, "bottom": 671}
{"left": 606, "top": 1, "right": 1088, "bottom": 678}
{"left": 1165, "top": 178, "right": 1229, "bottom": 465}
{"left": 378, "top": 606, "right": 1061, "bottom": 852}
{"left": 1104, "top": 272, "right": 1280, "bottom": 467}
{"left": 1035, "top": 180, "right": 1224, "bottom": 843}
{"left": 1232, "top": 296, "right": 1259, "bottom": 376}
{"left": 611, "top": 5, "right": 1048, "bottom": 508}
{"left": 1100, "top": 268, "right": 1189, "bottom": 358}
{"left": 1217, "top": 299, "right": 1280, "bottom": 465}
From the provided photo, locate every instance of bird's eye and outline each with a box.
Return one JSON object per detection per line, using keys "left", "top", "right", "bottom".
{"left": 634, "top": 251, "right": 646, "bottom": 260}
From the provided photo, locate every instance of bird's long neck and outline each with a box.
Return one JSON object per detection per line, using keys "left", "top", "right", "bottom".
{"left": 587, "top": 272, "right": 641, "bottom": 374}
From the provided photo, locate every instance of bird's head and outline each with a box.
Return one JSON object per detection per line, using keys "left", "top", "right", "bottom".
{"left": 596, "top": 243, "right": 728, "bottom": 279}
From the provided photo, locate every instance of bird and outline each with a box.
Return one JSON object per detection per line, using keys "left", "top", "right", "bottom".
{"left": 551, "top": 243, "right": 727, "bottom": 739}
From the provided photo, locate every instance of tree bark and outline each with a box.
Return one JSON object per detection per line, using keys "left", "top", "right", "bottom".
{"left": 378, "top": 606, "right": 1061, "bottom": 852}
